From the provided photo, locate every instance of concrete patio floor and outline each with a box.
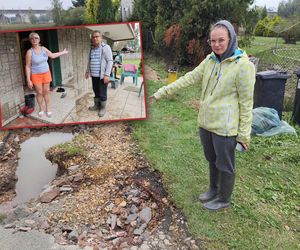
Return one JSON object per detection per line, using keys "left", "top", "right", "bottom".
{"left": 3, "top": 77, "right": 146, "bottom": 129}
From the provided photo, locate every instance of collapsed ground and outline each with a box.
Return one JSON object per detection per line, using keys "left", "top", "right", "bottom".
{"left": 0, "top": 123, "right": 201, "bottom": 249}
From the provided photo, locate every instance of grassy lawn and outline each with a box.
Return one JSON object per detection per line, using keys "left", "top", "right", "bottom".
{"left": 243, "top": 36, "right": 300, "bottom": 56}
{"left": 130, "top": 56, "right": 300, "bottom": 249}
{"left": 240, "top": 36, "right": 300, "bottom": 112}
{"left": 121, "top": 57, "right": 142, "bottom": 76}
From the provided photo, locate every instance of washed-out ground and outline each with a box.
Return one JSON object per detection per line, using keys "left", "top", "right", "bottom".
{"left": 0, "top": 122, "right": 201, "bottom": 250}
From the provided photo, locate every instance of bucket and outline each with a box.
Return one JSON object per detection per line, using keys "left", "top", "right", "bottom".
{"left": 24, "top": 94, "right": 35, "bottom": 109}
{"left": 168, "top": 67, "right": 177, "bottom": 84}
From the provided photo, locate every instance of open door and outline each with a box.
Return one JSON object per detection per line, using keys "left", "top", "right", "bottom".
{"left": 18, "top": 30, "right": 62, "bottom": 87}
{"left": 47, "top": 29, "right": 62, "bottom": 87}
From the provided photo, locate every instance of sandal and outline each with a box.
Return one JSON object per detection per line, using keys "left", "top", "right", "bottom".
{"left": 46, "top": 111, "right": 52, "bottom": 117}
{"left": 38, "top": 111, "right": 44, "bottom": 117}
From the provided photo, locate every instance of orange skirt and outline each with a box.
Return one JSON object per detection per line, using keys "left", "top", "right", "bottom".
{"left": 31, "top": 71, "right": 52, "bottom": 84}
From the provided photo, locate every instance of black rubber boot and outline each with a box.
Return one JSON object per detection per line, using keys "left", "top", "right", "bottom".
{"left": 203, "top": 171, "right": 235, "bottom": 211}
{"left": 89, "top": 97, "right": 100, "bottom": 111}
{"left": 198, "top": 163, "right": 219, "bottom": 203}
{"left": 99, "top": 101, "right": 107, "bottom": 117}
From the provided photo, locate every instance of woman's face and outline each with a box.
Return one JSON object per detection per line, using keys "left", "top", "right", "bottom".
{"left": 30, "top": 35, "right": 40, "bottom": 46}
{"left": 209, "top": 27, "right": 230, "bottom": 56}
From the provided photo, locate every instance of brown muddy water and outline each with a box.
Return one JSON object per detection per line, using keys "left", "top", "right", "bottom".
{"left": 12, "top": 132, "right": 74, "bottom": 206}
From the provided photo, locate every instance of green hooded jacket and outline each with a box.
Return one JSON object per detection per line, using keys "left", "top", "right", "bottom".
{"left": 153, "top": 49, "right": 256, "bottom": 144}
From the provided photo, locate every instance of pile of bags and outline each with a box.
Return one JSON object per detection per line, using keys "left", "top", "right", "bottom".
{"left": 251, "top": 107, "right": 297, "bottom": 136}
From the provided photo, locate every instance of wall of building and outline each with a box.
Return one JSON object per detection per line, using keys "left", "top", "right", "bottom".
{"left": 0, "top": 32, "right": 24, "bottom": 126}
{"left": 58, "top": 28, "right": 91, "bottom": 97}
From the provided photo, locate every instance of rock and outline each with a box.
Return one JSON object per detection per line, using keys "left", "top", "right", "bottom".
{"left": 60, "top": 185, "right": 73, "bottom": 192}
{"left": 151, "top": 203, "right": 158, "bottom": 209}
{"left": 117, "top": 218, "right": 123, "bottom": 228}
{"left": 110, "top": 214, "right": 117, "bottom": 230}
{"left": 68, "top": 165, "right": 80, "bottom": 171}
{"left": 13, "top": 205, "right": 31, "bottom": 219}
{"left": 4, "top": 223, "right": 16, "bottom": 229}
{"left": 164, "top": 239, "right": 172, "bottom": 246}
{"left": 39, "top": 220, "right": 50, "bottom": 230}
{"left": 119, "top": 241, "right": 129, "bottom": 248}
{"left": 139, "top": 207, "right": 152, "bottom": 224}
{"left": 52, "top": 178, "right": 69, "bottom": 187}
{"left": 24, "top": 219, "right": 35, "bottom": 226}
{"left": 130, "top": 205, "right": 138, "bottom": 214}
{"left": 116, "top": 231, "right": 127, "bottom": 237}
{"left": 140, "top": 231, "right": 151, "bottom": 241}
{"left": 126, "top": 213, "right": 138, "bottom": 224}
{"left": 112, "top": 238, "right": 120, "bottom": 246}
{"left": 140, "top": 192, "right": 150, "bottom": 200}
{"left": 105, "top": 202, "right": 115, "bottom": 211}
{"left": 129, "top": 220, "right": 137, "bottom": 228}
{"left": 133, "top": 223, "right": 147, "bottom": 236}
{"left": 139, "top": 244, "right": 150, "bottom": 250}
{"left": 119, "top": 201, "right": 127, "bottom": 207}
{"left": 68, "top": 230, "right": 79, "bottom": 242}
{"left": 62, "top": 225, "right": 73, "bottom": 233}
{"left": 159, "top": 234, "right": 165, "bottom": 240}
{"left": 18, "top": 227, "right": 31, "bottom": 232}
{"left": 127, "top": 189, "right": 140, "bottom": 197}
{"left": 40, "top": 187, "right": 60, "bottom": 203}
{"left": 131, "top": 198, "right": 140, "bottom": 204}
{"left": 104, "top": 235, "right": 118, "bottom": 241}
{"left": 73, "top": 173, "right": 84, "bottom": 182}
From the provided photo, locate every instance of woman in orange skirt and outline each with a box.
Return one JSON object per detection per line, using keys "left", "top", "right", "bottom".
{"left": 25, "top": 32, "right": 68, "bottom": 117}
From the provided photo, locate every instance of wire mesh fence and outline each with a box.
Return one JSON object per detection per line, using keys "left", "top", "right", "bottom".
{"left": 254, "top": 47, "right": 300, "bottom": 112}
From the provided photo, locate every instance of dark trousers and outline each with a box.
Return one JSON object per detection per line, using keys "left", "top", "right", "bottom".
{"left": 92, "top": 77, "right": 107, "bottom": 101}
{"left": 199, "top": 128, "right": 237, "bottom": 174}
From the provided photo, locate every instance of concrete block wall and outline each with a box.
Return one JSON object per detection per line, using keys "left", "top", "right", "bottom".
{"left": 57, "top": 28, "right": 74, "bottom": 83}
{"left": 58, "top": 28, "right": 91, "bottom": 98}
{"left": 0, "top": 32, "right": 24, "bottom": 126}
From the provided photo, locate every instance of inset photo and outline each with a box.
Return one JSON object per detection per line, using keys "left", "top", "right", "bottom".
{"left": 0, "top": 22, "right": 146, "bottom": 129}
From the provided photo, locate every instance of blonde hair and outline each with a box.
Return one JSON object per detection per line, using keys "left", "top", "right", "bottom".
{"left": 29, "top": 32, "right": 40, "bottom": 40}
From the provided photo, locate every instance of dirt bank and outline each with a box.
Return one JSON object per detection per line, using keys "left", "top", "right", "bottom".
{"left": 0, "top": 123, "right": 201, "bottom": 249}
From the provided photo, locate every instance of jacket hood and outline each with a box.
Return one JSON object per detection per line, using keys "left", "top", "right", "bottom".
{"left": 210, "top": 48, "right": 247, "bottom": 63}
{"left": 212, "top": 20, "right": 237, "bottom": 62}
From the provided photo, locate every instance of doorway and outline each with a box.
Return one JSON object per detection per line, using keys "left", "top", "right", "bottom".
{"left": 18, "top": 29, "right": 62, "bottom": 88}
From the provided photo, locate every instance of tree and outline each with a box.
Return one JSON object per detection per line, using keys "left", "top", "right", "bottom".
{"left": 130, "top": 0, "right": 158, "bottom": 50}
{"left": 72, "top": 0, "right": 86, "bottom": 7}
{"left": 51, "top": 0, "right": 64, "bottom": 25}
{"left": 112, "top": 0, "right": 121, "bottom": 21}
{"left": 255, "top": 15, "right": 285, "bottom": 37}
{"left": 131, "top": 0, "right": 256, "bottom": 65}
{"left": 28, "top": 8, "right": 38, "bottom": 24}
{"left": 278, "top": 0, "right": 300, "bottom": 18}
{"left": 85, "top": 0, "right": 115, "bottom": 24}
{"left": 62, "top": 7, "right": 85, "bottom": 25}
{"left": 85, "top": 0, "right": 97, "bottom": 23}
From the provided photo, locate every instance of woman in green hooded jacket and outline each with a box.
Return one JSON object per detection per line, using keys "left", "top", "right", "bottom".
{"left": 151, "top": 20, "right": 255, "bottom": 211}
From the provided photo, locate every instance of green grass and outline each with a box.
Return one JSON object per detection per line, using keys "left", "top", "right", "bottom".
{"left": 130, "top": 58, "right": 300, "bottom": 249}
{"left": 242, "top": 36, "right": 300, "bottom": 56}
{"left": 119, "top": 58, "right": 142, "bottom": 76}
{"left": 240, "top": 36, "right": 300, "bottom": 113}
{"left": 57, "top": 142, "right": 82, "bottom": 156}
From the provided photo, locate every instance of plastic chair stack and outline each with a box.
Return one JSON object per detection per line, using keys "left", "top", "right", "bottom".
{"left": 120, "top": 64, "right": 138, "bottom": 85}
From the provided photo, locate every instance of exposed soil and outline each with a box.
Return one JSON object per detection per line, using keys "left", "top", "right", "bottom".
{"left": 0, "top": 123, "right": 201, "bottom": 249}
